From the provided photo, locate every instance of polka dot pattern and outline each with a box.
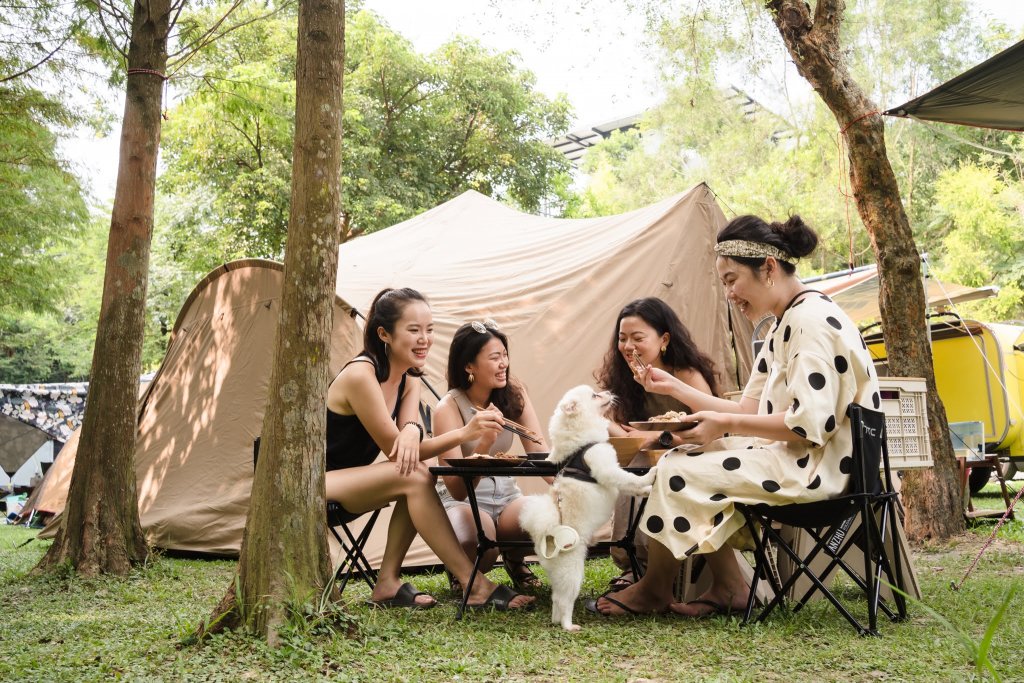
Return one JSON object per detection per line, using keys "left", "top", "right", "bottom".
{"left": 646, "top": 515, "right": 664, "bottom": 534}
{"left": 824, "top": 415, "right": 836, "bottom": 432}
{"left": 669, "top": 475, "right": 686, "bottom": 492}
{"left": 826, "top": 316, "right": 842, "bottom": 330}
{"left": 809, "top": 373, "right": 826, "bottom": 390}
{"left": 710, "top": 493, "right": 727, "bottom": 501}
{"left": 711, "top": 511, "right": 724, "bottom": 526}
{"left": 673, "top": 516, "right": 690, "bottom": 533}
{"left": 834, "top": 355, "right": 848, "bottom": 373}
{"left": 758, "top": 358, "right": 768, "bottom": 373}
{"left": 807, "top": 475, "right": 822, "bottom": 489}
{"left": 723, "top": 457, "right": 741, "bottom": 471}
{"left": 839, "top": 456, "right": 854, "bottom": 474}
{"left": 796, "top": 454, "right": 809, "bottom": 468}
{"left": 767, "top": 400, "right": 773, "bottom": 414}
{"left": 762, "top": 480, "right": 781, "bottom": 493}
{"left": 783, "top": 326, "right": 792, "bottom": 342}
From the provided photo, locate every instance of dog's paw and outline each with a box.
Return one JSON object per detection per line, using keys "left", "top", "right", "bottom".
{"left": 637, "top": 485, "right": 653, "bottom": 497}
{"left": 562, "top": 623, "right": 582, "bottom": 632}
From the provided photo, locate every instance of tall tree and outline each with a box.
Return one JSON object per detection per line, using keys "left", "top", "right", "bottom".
{"left": 763, "top": 0, "right": 961, "bottom": 539}
{"left": 33, "top": 0, "right": 265, "bottom": 575}
{"left": 35, "top": 0, "right": 172, "bottom": 574}
{"left": 205, "top": 0, "right": 345, "bottom": 642}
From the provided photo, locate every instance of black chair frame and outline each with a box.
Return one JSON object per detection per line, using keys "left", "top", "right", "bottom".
{"left": 737, "top": 403, "right": 909, "bottom": 635}
{"left": 253, "top": 436, "right": 385, "bottom": 595}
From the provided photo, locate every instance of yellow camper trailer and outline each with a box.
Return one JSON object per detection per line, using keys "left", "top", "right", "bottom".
{"left": 862, "top": 314, "right": 1024, "bottom": 488}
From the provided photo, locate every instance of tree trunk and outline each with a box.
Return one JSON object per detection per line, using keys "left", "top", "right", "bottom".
{"left": 765, "top": 0, "right": 963, "bottom": 540}
{"left": 34, "top": 0, "right": 171, "bottom": 576}
{"left": 207, "top": 0, "right": 346, "bottom": 643}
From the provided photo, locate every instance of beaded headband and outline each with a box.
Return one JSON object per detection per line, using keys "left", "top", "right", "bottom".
{"left": 714, "top": 239, "right": 794, "bottom": 263}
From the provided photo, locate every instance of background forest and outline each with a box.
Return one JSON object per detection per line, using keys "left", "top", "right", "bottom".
{"left": 1, "top": 0, "right": 1022, "bottom": 384}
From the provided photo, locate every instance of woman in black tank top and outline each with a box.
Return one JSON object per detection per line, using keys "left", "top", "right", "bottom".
{"left": 324, "top": 288, "right": 535, "bottom": 611}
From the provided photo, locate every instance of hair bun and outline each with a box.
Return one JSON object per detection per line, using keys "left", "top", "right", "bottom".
{"left": 772, "top": 214, "right": 818, "bottom": 258}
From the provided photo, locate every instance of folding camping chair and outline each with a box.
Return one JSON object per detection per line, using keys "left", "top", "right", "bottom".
{"left": 252, "top": 437, "right": 387, "bottom": 594}
{"left": 737, "top": 403, "right": 908, "bottom": 635}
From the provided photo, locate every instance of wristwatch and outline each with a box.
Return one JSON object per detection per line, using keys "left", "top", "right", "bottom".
{"left": 657, "top": 430, "right": 674, "bottom": 448}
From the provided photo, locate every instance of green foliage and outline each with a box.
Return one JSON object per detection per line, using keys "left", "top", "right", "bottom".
{"left": 0, "top": 85, "right": 89, "bottom": 315}
{"left": 576, "top": 0, "right": 1021, "bottom": 286}
{"left": 930, "top": 161, "right": 1024, "bottom": 319}
{"left": 158, "top": 4, "right": 572, "bottom": 275}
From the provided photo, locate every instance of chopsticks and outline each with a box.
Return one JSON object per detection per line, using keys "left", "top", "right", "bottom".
{"left": 470, "top": 405, "right": 544, "bottom": 445}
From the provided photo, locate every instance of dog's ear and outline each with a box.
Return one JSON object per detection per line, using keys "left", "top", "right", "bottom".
{"left": 560, "top": 396, "right": 580, "bottom": 415}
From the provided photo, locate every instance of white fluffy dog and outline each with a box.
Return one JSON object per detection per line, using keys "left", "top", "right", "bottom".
{"left": 519, "top": 385, "right": 657, "bottom": 631}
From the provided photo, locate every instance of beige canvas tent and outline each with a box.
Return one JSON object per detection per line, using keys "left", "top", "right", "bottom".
{"left": 31, "top": 184, "right": 751, "bottom": 567}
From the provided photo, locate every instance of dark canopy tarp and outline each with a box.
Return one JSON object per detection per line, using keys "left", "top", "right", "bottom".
{"left": 884, "top": 39, "right": 1024, "bottom": 131}
{"left": 0, "top": 414, "right": 49, "bottom": 477}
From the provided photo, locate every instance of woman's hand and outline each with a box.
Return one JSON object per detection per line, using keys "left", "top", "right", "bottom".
{"left": 676, "top": 411, "right": 732, "bottom": 446}
{"left": 389, "top": 422, "right": 422, "bottom": 476}
{"left": 464, "top": 407, "right": 504, "bottom": 444}
{"left": 638, "top": 365, "right": 684, "bottom": 396}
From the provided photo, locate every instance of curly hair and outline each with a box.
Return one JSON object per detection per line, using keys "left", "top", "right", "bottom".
{"left": 595, "top": 297, "right": 717, "bottom": 423}
{"left": 446, "top": 322, "right": 525, "bottom": 420}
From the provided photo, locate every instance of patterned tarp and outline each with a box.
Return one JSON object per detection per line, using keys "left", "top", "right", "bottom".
{"left": 0, "top": 384, "right": 88, "bottom": 442}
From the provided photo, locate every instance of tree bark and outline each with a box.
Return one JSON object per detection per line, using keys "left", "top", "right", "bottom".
{"left": 764, "top": 0, "right": 963, "bottom": 540}
{"left": 34, "top": 0, "right": 171, "bottom": 576}
{"left": 207, "top": 0, "right": 346, "bottom": 643}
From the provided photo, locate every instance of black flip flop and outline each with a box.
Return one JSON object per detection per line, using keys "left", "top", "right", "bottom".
{"left": 465, "top": 584, "right": 535, "bottom": 612}
{"left": 366, "top": 582, "right": 437, "bottom": 610}
{"left": 671, "top": 598, "right": 731, "bottom": 618}
{"left": 585, "top": 589, "right": 646, "bottom": 616}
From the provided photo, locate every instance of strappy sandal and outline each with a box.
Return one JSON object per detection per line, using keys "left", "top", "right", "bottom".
{"left": 502, "top": 556, "right": 542, "bottom": 591}
{"left": 608, "top": 570, "right": 635, "bottom": 592}
{"left": 445, "top": 569, "right": 463, "bottom": 596}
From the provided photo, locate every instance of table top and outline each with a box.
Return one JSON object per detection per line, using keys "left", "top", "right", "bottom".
{"left": 429, "top": 461, "right": 651, "bottom": 477}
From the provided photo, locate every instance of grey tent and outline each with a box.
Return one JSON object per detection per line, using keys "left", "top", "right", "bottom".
{"left": 884, "top": 39, "right": 1024, "bottom": 130}
{"left": 0, "top": 414, "right": 50, "bottom": 478}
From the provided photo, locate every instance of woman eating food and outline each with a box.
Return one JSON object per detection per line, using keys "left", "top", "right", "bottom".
{"left": 594, "top": 297, "right": 718, "bottom": 590}
{"left": 591, "top": 214, "right": 880, "bottom": 618}
{"left": 433, "top": 319, "right": 549, "bottom": 593}
{"left": 325, "top": 289, "right": 534, "bottom": 611}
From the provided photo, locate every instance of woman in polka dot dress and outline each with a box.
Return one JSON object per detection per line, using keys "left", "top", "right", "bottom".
{"left": 591, "top": 214, "right": 880, "bottom": 618}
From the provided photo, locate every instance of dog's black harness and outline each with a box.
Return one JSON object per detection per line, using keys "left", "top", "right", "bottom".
{"left": 556, "top": 442, "right": 599, "bottom": 484}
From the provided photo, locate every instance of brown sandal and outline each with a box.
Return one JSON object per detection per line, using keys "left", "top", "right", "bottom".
{"left": 446, "top": 569, "right": 463, "bottom": 596}
{"left": 502, "top": 556, "right": 542, "bottom": 591}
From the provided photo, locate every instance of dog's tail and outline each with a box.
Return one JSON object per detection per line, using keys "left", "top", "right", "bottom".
{"left": 519, "top": 493, "right": 561, "bottom": 545}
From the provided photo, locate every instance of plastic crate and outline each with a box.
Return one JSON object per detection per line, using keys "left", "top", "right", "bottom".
{"left": 877, "top": 377, "right": 932, "bottom": 469}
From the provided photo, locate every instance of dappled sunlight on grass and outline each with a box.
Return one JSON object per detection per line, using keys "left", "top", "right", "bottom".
{"left": 2, "top": 524, "right": 1022, "bottom": 681}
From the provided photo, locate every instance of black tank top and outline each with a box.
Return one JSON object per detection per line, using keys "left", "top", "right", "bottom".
{"left": 325, "top": 357, "right": 407, "bottom": 471}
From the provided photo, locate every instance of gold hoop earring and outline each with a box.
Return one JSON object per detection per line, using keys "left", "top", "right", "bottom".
{"left": 467, "top": 372, "right": 475, "bottom": 384}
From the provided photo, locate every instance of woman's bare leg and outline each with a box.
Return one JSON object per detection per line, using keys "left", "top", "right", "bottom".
{"left": 326, "top": 462, "right": 533, "bottom": 608}
{"left": 595, "top": 538, "right": 680, "bottom": 615}
{"left": 447, "top": 504, "right": 499, "bottom": 571}
{"left": 668, "top": 546, "right": 748, "bottom": 616}
{"left": 494, "top": 496, "right": 532, "bottom": 564}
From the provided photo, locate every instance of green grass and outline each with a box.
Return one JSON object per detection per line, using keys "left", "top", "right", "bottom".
{"left": 970, "top": 480, "right": 1024, "bottom": 543}
{"left": 1, "top": 524, "right": 1022, "bottom": 682}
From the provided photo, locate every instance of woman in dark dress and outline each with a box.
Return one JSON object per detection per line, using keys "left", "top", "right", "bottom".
{"left": 324, "top": 288, "right": 534, "bottom": 610}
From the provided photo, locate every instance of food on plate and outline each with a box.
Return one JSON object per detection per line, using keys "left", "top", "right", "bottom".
{"left": 648, "top": 410, "right": 689, "bottom": 422}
